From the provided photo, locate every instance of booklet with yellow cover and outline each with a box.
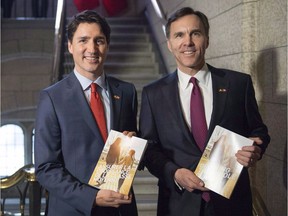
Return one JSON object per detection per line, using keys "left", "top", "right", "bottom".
{"left": 88, "top": 130, "right": 147, "bottom": 195}
{"left": 194, "top": 125, "right": 253, "bottom": 199}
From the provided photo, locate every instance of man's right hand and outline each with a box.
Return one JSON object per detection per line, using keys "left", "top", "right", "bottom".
{"left": 174, "top": 168, "right": 209, "bottom": 192}
{"left": 95, "top": 189, "right": 132, "bottom": 208}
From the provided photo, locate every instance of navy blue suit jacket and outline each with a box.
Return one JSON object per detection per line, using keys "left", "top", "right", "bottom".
{"left": 35, "top": 72, "right": 138, "bottom": 216}
{"left": 139, "top": 64, "right": 270, "bottom": 216}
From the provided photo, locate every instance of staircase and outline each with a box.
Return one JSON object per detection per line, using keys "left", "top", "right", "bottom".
{"left": 63, "top": 16, "right": 162, "bottom": 216}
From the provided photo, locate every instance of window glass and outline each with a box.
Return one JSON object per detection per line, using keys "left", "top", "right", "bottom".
{"left": 0, "top": 124, "right": 25, "bottom": 177}
{"left": 32, "top": 128, "right": 35, "bottom": 164}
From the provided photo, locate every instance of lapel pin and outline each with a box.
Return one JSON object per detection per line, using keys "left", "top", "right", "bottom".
{"left": 218, "top": 88, "right": 227, "bottom": 92}
{"left": 113, "top": 95, "right": 120, "bottom": 100}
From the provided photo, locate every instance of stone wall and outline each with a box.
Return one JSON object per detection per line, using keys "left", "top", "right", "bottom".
{"left": 1, "top": 19, "right": 54, "bottom": 122}
{"left": 144, "top": 0, "right": 287, "bottom": 215}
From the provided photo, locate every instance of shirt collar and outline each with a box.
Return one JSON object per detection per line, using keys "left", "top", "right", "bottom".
{"left": 177, "top": 63, "right": 210, "bottom": 90}
{"left": 74, "top": 70, "right": 107, "bottom": 91}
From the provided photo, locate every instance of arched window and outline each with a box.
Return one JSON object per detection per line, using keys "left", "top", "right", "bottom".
{"left": 0, "top": 124, "right": 25, "bottom": 177}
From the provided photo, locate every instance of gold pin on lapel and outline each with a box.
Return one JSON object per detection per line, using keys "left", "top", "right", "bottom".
{"left": 113, "top": 95, "right": 120, "bottom": 99}
{"left": 218, "top": 88, "right": 227, "bottom": 92}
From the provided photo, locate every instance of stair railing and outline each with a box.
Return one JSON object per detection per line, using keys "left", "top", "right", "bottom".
{"left": 0, "top": 164, "right": 43, "bottom": 216}
{"left": 150, "top": 0, "right": 166, "bottom": 35}
{"left": 51, "top": 0, "right": 67, "bottom": 84}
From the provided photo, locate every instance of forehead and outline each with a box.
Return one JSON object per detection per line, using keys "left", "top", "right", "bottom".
{"left": 74, "top": 22, "right": 104, "bottom": 37}
{"left": 170, "top": 14, "right": 204, "bottom": 32}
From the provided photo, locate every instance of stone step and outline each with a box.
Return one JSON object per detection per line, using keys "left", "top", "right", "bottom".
{"left": 110, "top": 33, "right": 151, "bottom": 43}
{"left": 106, "top": 17, "right": 147, "bottom": 26}
{"left": 110, "top": 25, "right": 148, "bottom": 34}
{"left": 134, "top": 170, "right": 158, "bottom": 216}
{"left": 108, "top": 42, "right": 152, "bottom": 52}
{"left": 133, "top": 170, "right": 158, "bottom": 193}
{"left": 107, "top": 52, "right": 155, "bottom": 63}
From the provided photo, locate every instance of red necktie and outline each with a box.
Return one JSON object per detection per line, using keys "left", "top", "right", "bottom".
{"left": 190, "top": 77, "right": 210, "bottom": 202}
{"left": 90, "top": 83, "right": 108, "bottom": 141}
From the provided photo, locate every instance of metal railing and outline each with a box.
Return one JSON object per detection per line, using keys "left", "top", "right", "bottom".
{"left": 50, "top": 0, "right": 67, "bottom": 84}
{"left": 0, "top": 164, "right": 43, "bottom": 216}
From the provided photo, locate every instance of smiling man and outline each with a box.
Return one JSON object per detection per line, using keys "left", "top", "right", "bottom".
{"left": 139, "top": 7, "right": 270, "bottom": 216}
{"left": 35, "top": 10, "right": 138, "bottom": 216}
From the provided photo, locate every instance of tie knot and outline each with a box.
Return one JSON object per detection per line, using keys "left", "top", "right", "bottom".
{"left": 190, "top": 77, "right": 198, "bottom": 86}
{"left": 91, "top": 83, "right": 98, "bottom": 93}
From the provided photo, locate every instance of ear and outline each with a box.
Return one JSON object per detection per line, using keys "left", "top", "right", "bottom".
{"left": 206, "top": 36, "right": 209, "bottom": 49}
{"left": 167, "top": 40, "right": 172, "bottom": 53}
{"left": 68, "top": 40, "right": 73, "bottom": 54}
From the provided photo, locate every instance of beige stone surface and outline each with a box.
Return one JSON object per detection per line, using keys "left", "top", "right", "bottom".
{"left": 209, "top": 6, "right": 242, "bottom": 58}
{"left": 258, "top": 0, "right": 287, "bottom": 48}
{"left": 266, "top": 157, "right": 287, "bottom": 215}
{"left": 2, "top": 57, "right": 52, "bottom": 113}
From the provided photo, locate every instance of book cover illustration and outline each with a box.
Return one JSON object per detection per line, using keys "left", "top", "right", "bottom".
{"left": 194, "top": 125, "right": 253, "bottom": 199}
{"left": 88, "top": 130, "right": 147, "bottom": 195}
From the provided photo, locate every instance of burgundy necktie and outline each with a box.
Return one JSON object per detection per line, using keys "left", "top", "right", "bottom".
{"left": 190, "top": 77, "right": 207, "bottom": 151}
{"left": 190, "top": 77, "right": 210, "bottom": 202}
{"left": 90, "top": 83, "right": 108, "bottom": 142}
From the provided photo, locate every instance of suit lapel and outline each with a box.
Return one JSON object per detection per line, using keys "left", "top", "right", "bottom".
{"left": 161, "top": 72, "right": 195, "bottom": 145}
{"left": 208, "top": 64, "right": 229, "bottom": 137}
{"left": 66, "top": 73, "right": 105, "bottom": 145}
{"left": 106, "top": 76, "right": 122, "bottom": 130}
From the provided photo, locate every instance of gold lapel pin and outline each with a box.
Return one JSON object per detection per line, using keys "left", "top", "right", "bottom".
{"left": 218, "top": 88, "right": 227, "bottom": 92}
{"left": 113, "top": 95, "right": 120, "bottom": 99}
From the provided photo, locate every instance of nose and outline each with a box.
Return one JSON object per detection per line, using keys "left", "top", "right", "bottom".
{"left": 87, "top": 41, "right": 98, "bottom": 54}
{"left": 183, "top": 34, "right": 193, "bottom": 46}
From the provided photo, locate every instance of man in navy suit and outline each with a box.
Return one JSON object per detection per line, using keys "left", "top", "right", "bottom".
{"left": 139, "top": 7, "right": 270, "bottom": 216}
{"left": 35, "top": 10, "right": 138, "bottom": 216}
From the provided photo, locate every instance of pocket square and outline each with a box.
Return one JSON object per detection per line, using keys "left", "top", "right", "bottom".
{"left": 113, "top": 95, "right": 120, "bottom": 99}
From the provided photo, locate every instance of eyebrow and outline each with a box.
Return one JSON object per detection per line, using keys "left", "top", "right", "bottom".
{"left": 173, "top": 28, "right": 202, "bottom": 36}
{"left": 75, "top": 35, "right": 106, "bottom": 41}
{"left": 76, "top": 36, "right": 89, "bottom": 40}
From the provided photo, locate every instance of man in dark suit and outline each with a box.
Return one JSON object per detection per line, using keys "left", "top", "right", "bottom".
{"left": 34, "top": 10, "right": 138, "bottom": 216}
{"left": 139, "top": 7, "right": 270, "bottom": 216}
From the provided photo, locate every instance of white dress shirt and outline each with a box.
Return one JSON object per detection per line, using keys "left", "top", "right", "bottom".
{"left": 74, "top": 70, "right": 111, "bottom": 132}
{"left": 177, "top": 63, "right": 213, "bottom": 130}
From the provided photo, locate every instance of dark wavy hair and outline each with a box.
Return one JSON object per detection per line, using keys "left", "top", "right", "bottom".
{"left": 165, "top": 7, "right": 209, "bottom": 39}
{"left": 67, "top": 10, "right": 111, "bottom": 44}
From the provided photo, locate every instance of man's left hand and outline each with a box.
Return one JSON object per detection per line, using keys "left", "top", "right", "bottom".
{"left": 235, "top": 137, "right": 263, "bottom": 167}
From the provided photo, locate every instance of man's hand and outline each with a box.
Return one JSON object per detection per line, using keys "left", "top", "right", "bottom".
{"left": 174, "top": 168, "right": 209, "bottom": 192}
{"left": 235, "top": 137, "right": 263, "bottom": 167}
{"left": 122, "top": 131, "right": 136, "bottom": 137}
{"left": 95, "top": 189, "right": 132, "bottom": 208}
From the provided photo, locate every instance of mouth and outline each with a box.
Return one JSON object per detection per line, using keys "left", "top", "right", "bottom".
{"left": 84, "top": 56, "right": 99, "bottom": 62}
{"left": 182, "top": 48, "right": 196, "bottom": 55}
{"left": 183, "top": 51, "right": 195, "bottom": 55}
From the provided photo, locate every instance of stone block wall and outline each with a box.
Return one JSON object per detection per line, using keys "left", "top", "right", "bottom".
{"left": 1, "top": 19, "right": 54, "bottom": 122}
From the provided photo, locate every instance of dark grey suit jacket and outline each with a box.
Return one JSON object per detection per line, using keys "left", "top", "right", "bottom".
{"left": 139, "top": 64, "right": 270, "bottom": 216}
{"left": 35, "top": 72, "right": 138, "bottom": 216}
